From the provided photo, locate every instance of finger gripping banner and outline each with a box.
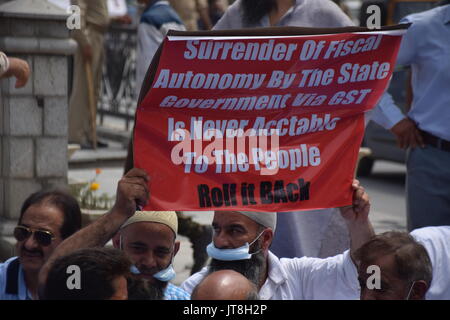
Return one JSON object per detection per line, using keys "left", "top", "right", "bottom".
{"left": 134, "top": 28, "right": 405, "bottom": 211}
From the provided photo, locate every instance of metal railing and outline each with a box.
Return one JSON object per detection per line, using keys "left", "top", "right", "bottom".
{"left": 98, "top": 23, "right": 138, "bottom": 131}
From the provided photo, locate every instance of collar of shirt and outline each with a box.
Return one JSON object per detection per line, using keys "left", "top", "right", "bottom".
{"left": 0, "top": 257, "right": 32, "bottom": 300}
{"left": 258, "top": 251, "right": 288, "bottom": 300}
{"left": 443, "top": 4, "right": 450, "bottom": 24}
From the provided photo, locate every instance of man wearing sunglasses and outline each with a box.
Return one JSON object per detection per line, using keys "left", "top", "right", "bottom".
{"left": 0, "top": 190, "right": 82, "bottom": 300}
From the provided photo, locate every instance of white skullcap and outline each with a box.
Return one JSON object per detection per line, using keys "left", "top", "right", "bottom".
{"left": 238, "top": 211, "right": 277, "bottom": 232}
{"left": 120, "top": 211, "right": 178, "bottom": 235}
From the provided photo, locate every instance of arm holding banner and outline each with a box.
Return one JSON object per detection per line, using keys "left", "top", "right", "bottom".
{"left": 339, "top": 180, "right": 374, "bottom": 263}
{"left": 38, "top": 168, "right": 150, "bottom": 291}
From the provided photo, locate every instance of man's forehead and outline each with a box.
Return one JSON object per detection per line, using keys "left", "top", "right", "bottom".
{"left": 21, "top": 203, "right": 64, "bottom": 231}
{"left": 121, "top": 221, "right": 175, "bottom": 240}
{"left": 213, "top": 211, "right": 258, "bottom": 226}
{"left": 359, "top": 253, "right": 400, "bottom": 279}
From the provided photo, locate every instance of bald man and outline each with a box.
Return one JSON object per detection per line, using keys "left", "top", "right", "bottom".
{"left": 191, "top": 270, "right": 259, "bottom": 300}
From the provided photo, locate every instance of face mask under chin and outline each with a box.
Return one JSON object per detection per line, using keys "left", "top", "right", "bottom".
{"left": 123, "top": 236, "right": 176, "bottom": 282}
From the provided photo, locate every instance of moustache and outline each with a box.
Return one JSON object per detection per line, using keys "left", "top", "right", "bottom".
{"left": 135, "top": 265, "right": 159, "bottom": 276}
{"left": 21, "top": 247, "right": 43, "bottom": 258}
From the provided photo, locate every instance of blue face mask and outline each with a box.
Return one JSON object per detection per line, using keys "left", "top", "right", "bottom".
{"left": 206, "top": 230, "right": 265, "bottom": 261}
{"left": 153, "top": 263, "right": 176, "bottom": 282}
{"left": 129, "top": 261, "right": 176, "bottom": 282}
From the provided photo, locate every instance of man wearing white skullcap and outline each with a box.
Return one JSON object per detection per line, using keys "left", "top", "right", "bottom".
{"left": 38, "top": 168, "right": 190, "bottom": 300}
{"left": 112, "top": 210, "right": 190, "bottom": 300}
{"left": 181, "top": 180, "right": 374, "bottom": 300}
{"left": 238, "top": 211, "right": 277, "bottom": 232}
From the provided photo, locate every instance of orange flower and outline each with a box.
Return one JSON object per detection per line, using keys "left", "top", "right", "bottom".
{"left": 90, "top": 182, "right": 100, "bottom": 191}
{"left": 95, "top": 168, "right": 102, "bottom": 175}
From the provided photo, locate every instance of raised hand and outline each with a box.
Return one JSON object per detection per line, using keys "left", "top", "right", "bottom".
{"left": 112, "top": 168, "right": 150, "bottom": 218}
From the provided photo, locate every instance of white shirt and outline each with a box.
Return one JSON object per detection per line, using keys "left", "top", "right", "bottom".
{"left": 0, "top": 51, "right": 10, "bottom": 77}
{"left": 411, "top": 226, "right": 450, "bottom": 300}
{"left": 181, "top": 250, "right": 360, "bottom": 300}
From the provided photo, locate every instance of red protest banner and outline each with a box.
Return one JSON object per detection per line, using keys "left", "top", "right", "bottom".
{"left": 134, "top": 29, "right": 405, "bottom": 211}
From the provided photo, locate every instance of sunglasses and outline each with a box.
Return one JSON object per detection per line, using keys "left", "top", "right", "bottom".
{"left": 13, "top": 225, "right": 56, "bottom": 247}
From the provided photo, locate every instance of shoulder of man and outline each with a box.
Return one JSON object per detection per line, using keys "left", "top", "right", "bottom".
{"left": 0, "top": 256, "right": 20, "bottom": 276}
{"left": 140, "top": 2, "right": 184, "bottom": 29}
{"left": 399, "top": 4, "right": 449, "bottom": 36}
{"left": 410, "top": 226, "right": 450, "bottom": 249}
{"left": 0, "top": 257, "right": 21, "bottom": 298}
{"left": 212, "top": 0, "right": 243, "bottom": 30}
{"left": 410, "top": 226, "right": 450, "bottom": 300}
{"left": 402, "top": 4, "right": 446, "bottom": 23}
{"left": 305, "top": 0, "right": 354, "bottom": 26}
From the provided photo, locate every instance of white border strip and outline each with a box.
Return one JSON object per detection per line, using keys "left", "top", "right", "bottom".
{"left": 167, "top": 29, "right": 406, "bottom": 41}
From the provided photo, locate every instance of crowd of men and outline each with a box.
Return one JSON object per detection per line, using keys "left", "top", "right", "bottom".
{"left": 0, "top": 167, "right": 449, "bottom": 300}
{"left": 0, "top": 0, "right": 449, "bottom": 300}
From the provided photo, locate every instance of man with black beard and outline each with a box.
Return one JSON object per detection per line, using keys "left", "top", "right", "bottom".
{"left": 181, "top": 180, "right": 373, "bottom": 299}
{"left": 212, "top": 0, "right": 355, "bottom": 260}
{"left": 212, "top": 0, "right": 404, "bottom": 260}
{"left": 207, "top": 246, "right": 266, "bottom": 286}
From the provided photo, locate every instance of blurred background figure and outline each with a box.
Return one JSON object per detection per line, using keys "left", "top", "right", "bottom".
{"left": 0, "top": 52, "right": 30, "bottom": 88}
{"left": 199, "top": 0, "right": 230, "bottom": 29}
{"left": 191, "top": 270, "right": 259, "bottom": 300}
{"left": 332, "top": 0, "right": 352, "bottom": 18}
{"left": 68, "top": 0, "right": 110, "bottom": 149}
{"left": 135, "top": 0, "right": 185, "bottom": 98}
{"left": 169, "top": 0, "right": 213, "bottom": 30}
{"left": 373, "top": 2, "right": 450, "bottom": 230}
